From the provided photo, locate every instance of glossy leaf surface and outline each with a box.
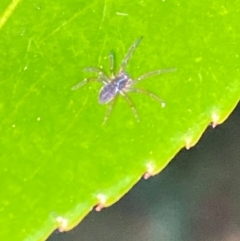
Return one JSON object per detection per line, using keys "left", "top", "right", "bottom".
{"left": 0, "top": 0, "right": 239, "bottom": 240}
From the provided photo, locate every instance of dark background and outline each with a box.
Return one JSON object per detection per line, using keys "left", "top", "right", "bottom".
{"left": 48, "top": 104, "right": 240, "bottom": 241}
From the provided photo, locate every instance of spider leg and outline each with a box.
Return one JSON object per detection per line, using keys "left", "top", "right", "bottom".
{"left": 109, "top": 50, "right": 115, "bottom": 78}
{"left": 120, "top": 37, "right": 143, "bottom": 72}
{"left": 102, "top": 98, "right": 116, "bottom": 125}
{"left": 71, "top": 78, "right": 95, "bottom": 90}
{"left": 83, "top": 67, "right": 110, "bottom": 83}
{"left": 120, "top": 92, "right": 139, "bottom": 121}
{"left": 71, "top": 77, "right": 108, "bottom": 90}
{"left": 128, "top": 88, "right": 166, "bottom": 107}
{"left": 134, "top": 68, "right": 177, "bottom": 85}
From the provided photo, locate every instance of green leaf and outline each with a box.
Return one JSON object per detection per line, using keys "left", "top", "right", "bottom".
{"left": 0, "top": 0, "right": 239, "bottom": 241}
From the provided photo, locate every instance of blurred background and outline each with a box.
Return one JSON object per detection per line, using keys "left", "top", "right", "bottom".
{"left": 48, "top": 104, "right": 240, "bottom": 241}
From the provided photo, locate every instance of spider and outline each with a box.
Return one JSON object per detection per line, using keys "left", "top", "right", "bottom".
{"left": 72, "top": 37, "right": 176, "bottom": 124}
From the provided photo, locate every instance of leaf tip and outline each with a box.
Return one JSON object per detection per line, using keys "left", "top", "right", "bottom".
{"left": 185, "top": 137, "right": 192, "bottom": 150}
{"left": 56, "top": 216, "right": 69, "bottom": 232}
{"left": 143, "top": 162, "right": 155, "bottom": 179}
{"left": 95, "top": 193, "right": 107, "bottom": 211}
{"left": 211, "top": 112, "right": 220, "bottom": 128}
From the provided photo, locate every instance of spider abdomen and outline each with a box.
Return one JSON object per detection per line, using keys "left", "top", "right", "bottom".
{"left": 99, "top": 73, "right": 130, "bottom": 104}
{"left": 99, "top": 83, "right": 118, "bottom": 104}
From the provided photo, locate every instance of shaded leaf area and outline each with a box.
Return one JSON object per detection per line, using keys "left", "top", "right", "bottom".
{"left": 0, "top": 0, "right": 239, "bottom": 241}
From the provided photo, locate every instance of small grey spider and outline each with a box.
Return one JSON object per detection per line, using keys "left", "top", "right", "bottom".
{"left": 72, "top": 37, "right": 176, "bottom": 124}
